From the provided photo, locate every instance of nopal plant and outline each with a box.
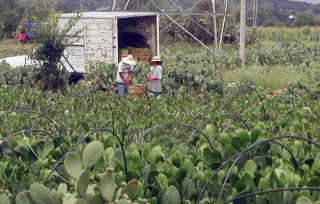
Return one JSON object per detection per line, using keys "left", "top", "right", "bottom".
{"left": 15, "top": 140, "right": 149, "bottom": 204}
{"left": 32, "top": 8, "right": 83, "bottom": 93}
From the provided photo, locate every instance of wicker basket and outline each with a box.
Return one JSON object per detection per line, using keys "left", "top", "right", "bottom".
{"left": 128, "top": 85, "right": 147, "bottom": 97}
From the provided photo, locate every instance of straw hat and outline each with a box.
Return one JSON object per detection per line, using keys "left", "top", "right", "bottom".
{"left": 151, "top": 56, "right": 161, "bottom": 62}
{"left": 122, "top": 55, "right": 136, "bottom": 65}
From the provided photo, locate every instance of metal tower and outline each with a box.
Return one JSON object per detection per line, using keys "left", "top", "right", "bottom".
{"left": 111, "top": 0, "right": 258, "bottom": 52}
{"left": 229, "top": 0, "right": 258, "bottom": 27}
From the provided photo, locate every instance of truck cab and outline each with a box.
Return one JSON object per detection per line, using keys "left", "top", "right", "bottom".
{"left": 21, "top": 22, "right": 39, "bottom": 42}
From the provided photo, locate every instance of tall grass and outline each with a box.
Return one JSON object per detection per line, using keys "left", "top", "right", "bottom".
{"left": 257, "top": 26, "right": 320, "bottom": 42}
{"left": 223, "top": 65, "right": 312, "bottom": 90}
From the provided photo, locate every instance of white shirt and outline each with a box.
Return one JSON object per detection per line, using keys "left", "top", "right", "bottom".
{"left": 116, "top": 61, "right": 133, "bottom": 83}
{"left": 149, "top": 64, "right": 163, "bottom": 92}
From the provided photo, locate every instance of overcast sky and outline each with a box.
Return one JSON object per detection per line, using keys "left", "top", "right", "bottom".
{"left": 291, "top": 0, "right": 320, "bottom": 4}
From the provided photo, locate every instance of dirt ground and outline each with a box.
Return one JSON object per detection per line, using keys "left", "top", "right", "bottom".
{"left": 0, "top": 39, "right": 32, "bottom": 50}
{"left": 0, "top": 40, "right": 32, "bottom": 58}
{"left": 1, "top": 45, "right": 29, "bottom": 51}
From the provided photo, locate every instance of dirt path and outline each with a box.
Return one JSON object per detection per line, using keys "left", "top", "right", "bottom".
{"left": 0, "top": 40, "right": 32, "bottom": 58}
{"left": 1, "top": 44, "right": 30, "bottom": 51}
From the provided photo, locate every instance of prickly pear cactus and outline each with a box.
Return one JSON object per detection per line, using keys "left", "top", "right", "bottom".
{"left": 109, "top": 152, "right": 116, "bottom": 169}
{"left": 120, "top": 180, "right": 138, "bottom": 198}
{"left": 90, "top": 194, "right": 105, "bottom": 204}
{"left": 117, "top": 199, "right": 132, "bottom": 204}
{"left": 64, "top": 140, "right": 104, "bottom": 182}
{"left": 64, "top": 152, "right": 83, "bottom": 180}
{"left": 82, "top": 140, "right": 104, "bottom": 168}
{"left": 29, "top": 183, "right": 56, "bottom": 204}
{"left": 75, "top": 198, "right": 88, "bottom": 204}
{"left": 0, "top": 193, "right": 10, "bottom": 204}
{"left": 99, "top": 168, "right": 116, "bottom": 202}
{"left": 76, "top": 169, "right": 90, "bottom": 198}
{"left": 16, "top": 193, "right": 31, "bottom": 204}
{"left": 57, "top": 183, "right": 67, "bottom": 204}
{"left": 163, "top": 185, "right": 181, "bottom": 204}
{"left": 15, "top": 141, "right": 152, "bottom": 204}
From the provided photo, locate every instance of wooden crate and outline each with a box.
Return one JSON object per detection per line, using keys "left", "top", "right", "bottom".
{"left": 128, "top": 49, "right": 139, "bottom": 58}
{"left": 139, "top": 57, "right": 150, "bottom": 62}
{"left": 139, "top": 48, "right": 150, "bottom": 54}
{"left": 139, "top": 49, "right": 150, "bottom": 56}
{"left": 138, "top": 48, "right": 150, "bottom": 58}
{"left": 119, "top": 49, "right": 129, "bottom": 62}
{"left": 119, "top": 50, "right": 129, "bottom": 56}
{"left": 139, "top": 54, "right": 150, "bottom": 59}
{"left": 129, "top": 85, "right": 147, "bottom": 97}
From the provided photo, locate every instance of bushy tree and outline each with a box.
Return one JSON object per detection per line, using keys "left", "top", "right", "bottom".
{"left": 22, "top": 0, "right": 50, "bottom": 23}
{"left": 32, "top": 8, "right": 83, "bottom": 92}
{"left": 293, "top": 11, "right": 317, "bottom": 27}
{"left": 261, "top": 17, "right": 286, "bottom": 27}
{"left": 0, "top": 0, "right": 24, "bottom": 38}
{"left": 315, "top": 15, "right": 320, "bottom": 26}
{"left": 259, "top": 8, "right": 292, "bottom": 27}
{"left": 55, "top": 2, "right": 76, "bottom": 13}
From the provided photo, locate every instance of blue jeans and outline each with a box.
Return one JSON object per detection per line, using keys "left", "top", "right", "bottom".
{"left": 153, "top": 92, "right": 160, "bottom": 97}
{"left": 147, "top": 89, "right": 160, "bottom": 97}
{"left": 117, "top": 82, "right": 128, "bottom": 97}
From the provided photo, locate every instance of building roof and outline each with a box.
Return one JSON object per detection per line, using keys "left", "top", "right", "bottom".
{"left": 60, "top": 11, "right": 158, "bottom": 19}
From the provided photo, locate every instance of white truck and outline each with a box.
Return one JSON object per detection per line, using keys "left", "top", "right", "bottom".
{"left": 1, "top": 11, "right": 160, "bottom": 81}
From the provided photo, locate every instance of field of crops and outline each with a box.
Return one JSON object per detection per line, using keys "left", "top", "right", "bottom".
{"left": 1, "top": 80, "right": 320, "bottom": 204}
{"left": 1, "top": 26, "right": 320, "bottom": 203}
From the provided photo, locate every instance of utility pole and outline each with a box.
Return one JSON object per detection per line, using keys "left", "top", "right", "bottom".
{"left": 212, "top": 0, "right": 218, "bottom": 52}
{"left": 112, "top": 0, "right": 117, "bottom": 10}
{"left": 253, "top": 0, "right": 258, "bottom": 27}
{"left": 239, "top": 0, "right": 246, "bottom": 67}
{"left": 218, "top": 0, "right": 228, "bottom": 51}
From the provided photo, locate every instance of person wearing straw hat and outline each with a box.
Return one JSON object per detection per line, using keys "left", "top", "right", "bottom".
{"left": 116, "top": 55, "right": 136, "bottom": 97}
{"left": 147, "top": 56, "right": 163, "bottom": 97}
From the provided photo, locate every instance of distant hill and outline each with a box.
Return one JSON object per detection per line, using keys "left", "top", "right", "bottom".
{"left": 21, "top": 0, "right": 320, "bottom": 23}
{"left": 33, "top": 0, "right": 320, "bottom": 14}
{"left": 226, "top": 0, "right": 320, "bottom": 26}
{"left": 290, "top": 0, "right": 320, "bottom": 4}
{"left": 230, "top": 0, "right": 320, "bottom": 14}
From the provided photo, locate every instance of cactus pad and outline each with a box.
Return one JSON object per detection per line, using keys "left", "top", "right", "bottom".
{"left": 82, "top": 141, "right": 104, "bottom": 168}
{"left": 121, "top": 180, "right": 138, "bottom": 198}
{"left": 64, "top": 152, "right": 83, "bottom": 180}
{"left": 29, "top": 183, "right": 55, "bottom": 204}
{"left": 76, "top": 169, "right": 90, "bottom": 198}
{"left": 99, "top": 171, "right": 115, "bottom": 202}
{"left": 163, "top": 185, "right": 181, "bottom": 204}
{"left": 0, "top": 194, "right": 10, "bottom": 204}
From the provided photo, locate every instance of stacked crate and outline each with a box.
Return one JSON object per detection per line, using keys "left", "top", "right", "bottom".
{"left": 119, "top": 48, "right": 151, "bottom": 62}
{"left": 138, "top": 48, "right": 151, "bottom": 62}
{"left": 128, "top": 49, "right": 139, "bottom": 59}
{"left": 118, "top": 49, "right": 128, "bottom": 62}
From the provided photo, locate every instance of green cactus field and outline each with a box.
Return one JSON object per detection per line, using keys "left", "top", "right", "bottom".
{"left": 1, "top": 26, "right": 320, "bottom": 203}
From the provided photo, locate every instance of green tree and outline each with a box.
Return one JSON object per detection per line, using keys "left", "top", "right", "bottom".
{"left": 293, "top": 11, "right": 316, "bottom": 27}
{"left": 32, "top": 8, "right": 83, "bottom": 92}
{"left": 134, "top": 0, "right": 167, "bottom": 11}
{"left": 0, "top": 0, "right": 24, "bottom": 38}
{"left": 261, "top": 17, "right": 286, "bottom": 27}
{"left": 315, "top": 15, "right": 320, "bottom": 26}
{"left": 22, "top": 0, "right": 50, "bottom": 23}
{"left": 55, "top": 2, "right": 75, "bottom": 13}
{"left": 259, "top": 8, "right": 291, "bottom": 27}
